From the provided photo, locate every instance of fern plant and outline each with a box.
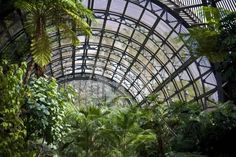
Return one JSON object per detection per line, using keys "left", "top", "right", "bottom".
{"left": 15, "top": 0, "right": 93, "bottom": 78}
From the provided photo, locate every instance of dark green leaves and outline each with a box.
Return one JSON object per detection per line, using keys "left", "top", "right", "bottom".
{"left": 24, "top": 77, "right": 76, "bottom": 145}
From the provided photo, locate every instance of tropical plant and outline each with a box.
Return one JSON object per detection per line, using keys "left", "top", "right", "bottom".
{"left": 167, "top": 101, "right": 202, "bottom": 153}
{"left": 0, "top": 61, "right": 36, "bottom": 157}
{"left": 184, "top": 8, "right": 235, "bottom": 62}
{"left": 139, "top": 96, "right": 179, "bottom": 157}
{"left": 110, "top": 106, "right": 155, "bottom": 157}
{"left": 58, "top": 104, "right": 156, "bottom": 157}
{"left": 165, "top": 101, "right": 236, "bottom": 157}
{"left": 186, "top": 27, "right": 226, "bottom": 62}
{"left": 15, "top": 0, "right": 93, "bottom": 78}
{"left": 184, "top": 8, "right": 236, "bottom": 102}
{"left": 184, "top": 7, "right": 225, "bottom": 62}
{"left": 23, "top": 77, "right": 76, "bottom": 156}
{"left": 199, "top": 102, "right": 236, "bottom": 157}
{"left": 139, "top": 99, "right": 207, "bottom": 157}
{"left": 217, "top": 12, "right": 236, "bottom": 103}
{"left": 59, "top": 105, "right": 112, "bottom": 157}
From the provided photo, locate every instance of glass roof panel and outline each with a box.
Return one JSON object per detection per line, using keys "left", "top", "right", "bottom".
{"left": 110, "top": 0, "right": 126, "bottom": 13}
{"left": 126, "top": 3, "right": 143, "bottom": 19}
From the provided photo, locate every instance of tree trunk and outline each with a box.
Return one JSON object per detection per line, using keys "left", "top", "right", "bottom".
{"left": 23, "top": 58, "right": 35, "bottom": 84}
{"left": 35, "top": 64, "right": 45, "bottom": 77}
{"left": 157, "top": 134, "right": 165, "bottom": 157}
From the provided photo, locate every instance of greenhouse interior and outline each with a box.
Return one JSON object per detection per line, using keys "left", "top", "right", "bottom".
{"left": 0, "top": 0, "right": 236, "bottom": 156}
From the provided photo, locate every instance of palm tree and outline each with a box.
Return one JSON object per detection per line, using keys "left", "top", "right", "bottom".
{"left": 58, "top": 105, "right": 114, "bottom": 157}
{"left": 105, "top": 106, "right": 156, "bottom": 157}
{"left": 58, "top": 104, "right": 156, "bottom": 157}
{"left": 15, "top": 0, "right": 93, "bottom": 81}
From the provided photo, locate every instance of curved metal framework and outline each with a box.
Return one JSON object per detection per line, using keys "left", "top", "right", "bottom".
{"left": 0, "top": 0, "right": 235, "bottom": 108}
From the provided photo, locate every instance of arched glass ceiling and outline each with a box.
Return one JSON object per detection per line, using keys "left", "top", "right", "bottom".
{"left": 45, "top": 0, "right": 219, "bottom": 107}
{"left": 1, "top": 0, "right": 235, "bottom": 108}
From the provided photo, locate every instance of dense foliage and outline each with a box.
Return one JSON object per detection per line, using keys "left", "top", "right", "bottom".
{"left": 138, "top": 101, "right": 236, "bottom": 157}
{"left": 0, "top": 61, "right": 32, "bottom": 157}
{"left": 0, "top": 61, "right": 77, "bottom": 157}
{"left": 199, "top": 103, "right": 236, "bottom": 156}
{"left": 56, "top": 99, "right": 236, "bottom": 157}
{"left": 58, "top": 104, "right": 156, "bottom": 157}
{"left": 1, "top": 61, "right": 236, "bottom": 157}
{"left": 24, "top": 77, "right": 76, "bottom": 147}
{"left": 166, "top": 102, "right": 236, "bottom": 156}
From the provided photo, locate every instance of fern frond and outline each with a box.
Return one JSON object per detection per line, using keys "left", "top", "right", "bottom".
{"left": 64, "top": 9, "right": 92, "bottom": 36}
{"left": 60, "top": 0, "right": 78, "bottom": 11}
{"left": 31, "top": 32, "right": 51, "bottom": 67}
{"left": 59, "top": 23, "right": 80, "bottom": 46}
{"left": 15, "top": 0, "right": 36, "bottom": 13}
{"left": 16, "top": 0, "right": 93, "bottom": 70}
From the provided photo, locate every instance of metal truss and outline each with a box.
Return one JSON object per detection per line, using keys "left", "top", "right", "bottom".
{"left": 0, "top": 0, "right": 235, "bottom": 108}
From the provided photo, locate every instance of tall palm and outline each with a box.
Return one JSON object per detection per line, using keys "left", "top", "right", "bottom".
{"left": 15, "top": 0, "right": 93, "bottom": 80}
